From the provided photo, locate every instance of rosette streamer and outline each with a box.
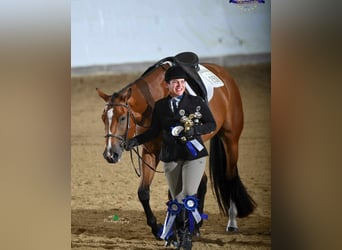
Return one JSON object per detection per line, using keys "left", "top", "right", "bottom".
{"left": 160, "top": 200, "right": 182, "bottom": 240}
{"left": 186, "top": 141, "right": 198, "bottom": 156}
{"left": 183, "top": 196, "right": 208, "bottom": 232}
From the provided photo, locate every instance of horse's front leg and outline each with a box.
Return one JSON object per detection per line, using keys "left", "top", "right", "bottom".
{"left": 137, "top": 148, "right": 163, "bottom": 239}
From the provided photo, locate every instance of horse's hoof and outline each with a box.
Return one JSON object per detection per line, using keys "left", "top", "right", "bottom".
{"left": 164, "top": 239, "right": 179, "bottom": 248}
{"left": 153, "top": 223, "right": 164, "bottom": 240}
{"left": 227, "top": 227, "right": 238, "bottom": 232}
{"left": 193, "top": 228, "right": 201, "bottom": 237}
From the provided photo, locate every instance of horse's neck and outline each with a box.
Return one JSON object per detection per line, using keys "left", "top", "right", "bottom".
{"left": 134, "top": 67, "right": 168, "bottom": 105}
{"left": 130, "top": 67, "right": 168, "bottom": 122}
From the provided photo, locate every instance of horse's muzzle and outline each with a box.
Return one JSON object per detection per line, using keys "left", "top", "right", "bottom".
{"left": 103, "top": 150, "right": 120, "bottom": 164}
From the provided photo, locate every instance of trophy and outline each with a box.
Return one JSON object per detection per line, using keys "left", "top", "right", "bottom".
{"left": 170, "top": 106, "right": 202, "bottom": 140}
{"left": 179, "top": 110, "right": 202, "bottom": 142}
{"left": 170, "top": 106, "right": 203, "bottom": 157}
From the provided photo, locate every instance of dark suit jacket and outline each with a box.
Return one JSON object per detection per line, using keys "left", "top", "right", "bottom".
{"left": 135, "top": 93, "right": 216, "bottom": 162}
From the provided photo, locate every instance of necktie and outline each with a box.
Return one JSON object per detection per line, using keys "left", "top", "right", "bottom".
{"left": 171, "top": 98, "right": 178, "bottom": 113}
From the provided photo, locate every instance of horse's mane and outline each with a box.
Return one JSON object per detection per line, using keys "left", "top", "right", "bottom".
{"left": 141, "top": 56, "right": 175, "bottom": 77}
{"left": 111, "top": 56, "right": 174, "bottom": 98}
{"left": 119, "top": 52, "right": 207, "bottom": 101}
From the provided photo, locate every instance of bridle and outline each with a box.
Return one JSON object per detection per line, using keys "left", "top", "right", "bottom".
{"left": 103, "top": 64, "right": 170, "bottom": 175}
{"left": 104, "top": 97, "right": 164, "bottom": 176}
{"left": 104, "top": 102, "right": 132, "bottom": 149}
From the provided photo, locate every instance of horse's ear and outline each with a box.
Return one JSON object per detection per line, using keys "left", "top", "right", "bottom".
{"left": 123, "top": 88, "right": 132, "bottom": 103}
{"left": 96, "top": 88, "right": 111, "bottom": 102}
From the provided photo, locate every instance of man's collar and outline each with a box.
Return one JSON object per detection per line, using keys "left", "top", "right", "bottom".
{"left": 168, "top": 93, "right": 185, "bottom": 100}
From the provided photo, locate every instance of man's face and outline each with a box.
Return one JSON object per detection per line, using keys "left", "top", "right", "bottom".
{"left": 167, "top": 78, "right": 186, "bottom": 97}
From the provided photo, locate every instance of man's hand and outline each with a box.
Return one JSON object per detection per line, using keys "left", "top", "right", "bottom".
{"left": 124, "top": 138, "right": 138, "bottom": 151}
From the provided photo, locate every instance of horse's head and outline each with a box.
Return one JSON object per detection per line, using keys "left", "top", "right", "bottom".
{"left": 97, "top": 87, "right": 135, "bottom": 163}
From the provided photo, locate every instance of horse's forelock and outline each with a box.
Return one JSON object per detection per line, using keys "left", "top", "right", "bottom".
{"left": 110, "top": 92, "right": 120, "bottom": 102}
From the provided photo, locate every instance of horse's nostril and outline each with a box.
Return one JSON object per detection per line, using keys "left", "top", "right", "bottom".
{"left": 113, "top": 152, "right": 119, "bottom": 159}
{"left": 102, "top": 149, "right": 120, "bottom": 163}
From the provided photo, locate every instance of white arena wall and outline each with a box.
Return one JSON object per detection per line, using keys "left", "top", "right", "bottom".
{"left": 71, "top": 0, "right": 270, "bottom": 75}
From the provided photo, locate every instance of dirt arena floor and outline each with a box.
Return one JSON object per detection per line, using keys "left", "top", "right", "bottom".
{"left": 71, "top": 64, "right": 271, "bottom": 249}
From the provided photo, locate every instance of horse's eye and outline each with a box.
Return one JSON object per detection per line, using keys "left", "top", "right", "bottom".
{"left": 119, "top": 116, "right": 126, "bottom": 122}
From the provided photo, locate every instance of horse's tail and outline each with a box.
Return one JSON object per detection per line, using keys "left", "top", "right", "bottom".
{"left": 209, "top": 134, "right": 256, "bottom": 217}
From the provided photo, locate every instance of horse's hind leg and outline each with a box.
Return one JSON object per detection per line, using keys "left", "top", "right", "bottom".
{"left": 227, "top": 198, "right": 238, "bottom": 231}
{"left": 193, "top": 173, "right": 208, "bottom": 237}
{"left": 197, "top": 173, "right": 208, "bottom": 218}
{"left": 224, "top": 135, "right": 239, "bottom": 232}
{"left": 223, "top": 133, "right": 256, "bottom": 232}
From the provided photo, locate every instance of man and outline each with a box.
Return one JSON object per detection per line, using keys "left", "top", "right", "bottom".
{"left": 125, "top": 66, "right": 216, "bottom": 249}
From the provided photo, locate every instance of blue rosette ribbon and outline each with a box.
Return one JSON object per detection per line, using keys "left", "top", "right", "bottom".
{"left": 186, "top": 141, "right": 198, "bottom": 156}
{"left": 160, "top": 200, "right": 182, "bottom": 240}
{"left": 183, "top": 196, "right": 208, "bottom": 233}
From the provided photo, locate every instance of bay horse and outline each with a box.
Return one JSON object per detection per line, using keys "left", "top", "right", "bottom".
{"left": 96, "top": 58, "right": 256, "bottom": 239}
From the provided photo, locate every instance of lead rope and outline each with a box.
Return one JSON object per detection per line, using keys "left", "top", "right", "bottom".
{"left": 124, "top": 103, "right": 164, "bottom": 176}
{"left": 129, "top": 147, "right": 142, "bottom": 177}
{"left": 130, "top": 146, "right": 164, "bottom": 174}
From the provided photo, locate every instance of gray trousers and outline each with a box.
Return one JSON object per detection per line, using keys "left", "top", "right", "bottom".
{"left": 163, "top": 157, "right": 206, "bottom": 204}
